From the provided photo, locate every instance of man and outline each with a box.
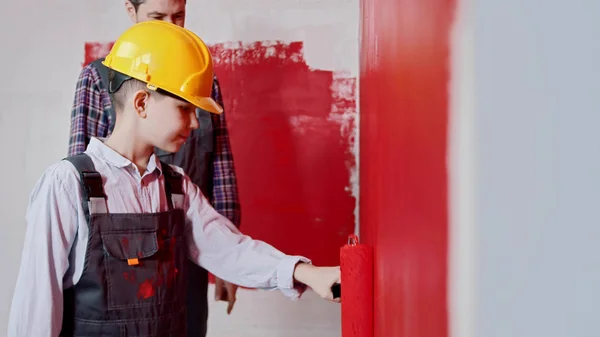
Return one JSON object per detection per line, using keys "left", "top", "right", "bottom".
{"left": 67, "top": 1, "right": 241, "bottom": 336}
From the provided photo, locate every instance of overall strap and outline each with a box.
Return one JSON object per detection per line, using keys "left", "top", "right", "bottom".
{"left": 91, "top": 58, "right": 117, "bottom": 134}
{"left": 160, "top": 161, "right": 184, "bottom": 210}
{"left": 63, "top": 154, "right": 108, "bottom": 226}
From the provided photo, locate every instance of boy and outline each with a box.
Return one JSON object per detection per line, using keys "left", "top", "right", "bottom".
{"left": 8, "top": 21, "right": 340, "bottom": 337}
{"left": 71, "top": 2, "right": 241, "bottom": 332}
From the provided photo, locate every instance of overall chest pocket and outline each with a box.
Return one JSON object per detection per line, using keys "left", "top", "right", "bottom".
{"left": 101, "top": 230, "right": 186, "bottom": 310}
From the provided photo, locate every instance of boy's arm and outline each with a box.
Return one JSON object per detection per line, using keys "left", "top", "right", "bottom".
{"left": 7, "top": 163, "right": 79, "bottom": 337}
{"left": 68, "top": 63, "right": 111, "bottom": 156}
{"left": 180, "top": 172, "right": 309, "bottom": 300}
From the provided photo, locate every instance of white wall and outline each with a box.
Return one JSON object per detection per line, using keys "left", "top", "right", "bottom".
{"left": 0, "top": 0, "right": 357, "bottom": 335}
{"left": 453, "top": 0, "right": 600, "bottom": 336}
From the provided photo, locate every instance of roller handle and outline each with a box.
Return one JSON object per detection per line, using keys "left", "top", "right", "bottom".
{"left": 331, "top": 283, "right": 341, "bottom": 299}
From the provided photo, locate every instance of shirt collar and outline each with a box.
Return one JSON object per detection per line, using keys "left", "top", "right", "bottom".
{"left": 86, "top": 137, "right": 163, "bottom": 176}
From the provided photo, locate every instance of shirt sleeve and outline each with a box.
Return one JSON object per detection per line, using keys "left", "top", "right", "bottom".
{"left": 209, "top": 75, "right": 242, "bottom": 228}
{"left": 7, "top": 162, "right": 80, "bottom": 337}
{"left": 179, "top": 169, "right": 309, "bottom": 300}
{"left": 67, "top": 64, "right": 112, "bottom": 156}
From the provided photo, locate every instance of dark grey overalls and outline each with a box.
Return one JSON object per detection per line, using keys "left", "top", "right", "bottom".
{"left": 71, "top": 59, "right": 215, "bottom": 336}
{"left": 60, "top": 153, "right": 190, "bottom": 336}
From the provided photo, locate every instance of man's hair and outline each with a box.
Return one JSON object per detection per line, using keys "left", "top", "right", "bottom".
{"left": 128, "top": 0, "right": 187, "bottom": 12}
{"left": 128, "top": 0, "right": 146, "bottom": 12}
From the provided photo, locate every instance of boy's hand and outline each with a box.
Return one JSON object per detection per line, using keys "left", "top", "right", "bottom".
{"left": 293, "top": 263, "right": 341, "bottom": 302}
{"left": 215, "top": 277, "right": 238, "bottom": 314}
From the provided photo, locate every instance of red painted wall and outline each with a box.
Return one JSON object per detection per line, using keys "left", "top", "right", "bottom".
{"left": 83, "top": 40, "right": 357, "bottom": 266}
{"left": 209, "top": 41, "right": 357, "bottom": 265}
{"left": 359, "top": 0, "right": 455, "bottom": 336}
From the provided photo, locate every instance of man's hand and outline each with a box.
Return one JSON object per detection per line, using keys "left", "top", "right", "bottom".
{"left": 214, "top": 277, "right": 238, "bottom": 314}
{"left": 293, "top": 263, "right": 341, "bottom": 302}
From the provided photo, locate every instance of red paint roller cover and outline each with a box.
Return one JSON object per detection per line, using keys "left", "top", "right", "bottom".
{"left": 340, "top": 234, "right": 373, "bottom": 337}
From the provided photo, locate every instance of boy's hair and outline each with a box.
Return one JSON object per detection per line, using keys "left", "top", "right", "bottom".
{"left": 108, "top": 69, "right": 164, "bottom": 113}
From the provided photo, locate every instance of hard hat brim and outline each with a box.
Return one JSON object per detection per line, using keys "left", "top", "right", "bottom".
{"left": 158, "top": 84, "right": 224, "bottom": 114}
{"left": 193, "top": 96, "right": 224, "bottom": 115}
{"left": 156, "top": 86, "right": 224, "bottom": 115}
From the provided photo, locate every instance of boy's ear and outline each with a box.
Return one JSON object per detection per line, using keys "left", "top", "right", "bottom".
{"left": 132, "top": 90, "right": 150, "bottom": 118}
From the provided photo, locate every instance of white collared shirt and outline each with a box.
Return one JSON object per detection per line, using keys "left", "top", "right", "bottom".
{"left": 7, "top": 137, "right": 309, "bottom": 337}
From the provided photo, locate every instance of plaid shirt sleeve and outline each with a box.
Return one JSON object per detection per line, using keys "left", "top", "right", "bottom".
{"left": 67, "top": 64, "right": 112, "bottom": 156}
{"left": 209, "top": 75, "right": 242, "bottom": 228}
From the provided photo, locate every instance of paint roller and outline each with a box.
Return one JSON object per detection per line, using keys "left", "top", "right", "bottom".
{"left": 336, "top": 234, "right": 373, "bottom": 337}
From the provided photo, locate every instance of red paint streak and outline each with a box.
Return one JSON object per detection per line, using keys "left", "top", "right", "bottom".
{"left": 360, "top": 0, "right": 454, "bottom": 336}
{"left": 121, "top": 237, "right": 129, "bottom": 250}
{"left": 154, "top": 237, "right": 178, "bottom": 289}
{"left": 126, "top": 235, "right": 179, "bottom": 298}
{"left": 166, "top": 237, "right": 178, "bottom": 287}
{"left": 123, "top": 271, "right": 136, "bottom": 284}
{"left": 137, "top": 279, "right": 155, "bottom": 300}
{"left": 83, "top": 40, "right": 356, "bottom": 267}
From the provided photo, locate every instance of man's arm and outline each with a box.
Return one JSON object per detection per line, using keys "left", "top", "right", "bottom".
{"left": 209, "top": 75, "right": 241, "bottom": 227}
{"left": 7, "top": 163, "right": 79, "bottom": 337}
{"left": 68, "top": 64, "right": 112, "bottom": 156}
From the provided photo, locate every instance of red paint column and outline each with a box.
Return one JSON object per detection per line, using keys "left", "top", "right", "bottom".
{"left": 359, "top": 0, "right": 455, "bottom": 336}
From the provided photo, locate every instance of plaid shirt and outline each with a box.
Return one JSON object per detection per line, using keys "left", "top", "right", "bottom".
{"left": 67, "top": 63, "right": 241, "bottom": 227}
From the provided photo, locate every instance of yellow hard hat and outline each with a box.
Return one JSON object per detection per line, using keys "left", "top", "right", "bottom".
{"left": 102, "top": 20, "right": 222, "bottom": 114}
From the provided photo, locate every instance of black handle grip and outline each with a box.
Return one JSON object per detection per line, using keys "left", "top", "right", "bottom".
{"left": 331, "top": 283, "right": 341, "bottom": 299}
